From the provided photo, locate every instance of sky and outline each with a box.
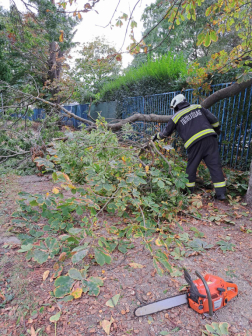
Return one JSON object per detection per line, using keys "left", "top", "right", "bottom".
{"left": 0, "top": 0, "right": 153, "bottom": 67}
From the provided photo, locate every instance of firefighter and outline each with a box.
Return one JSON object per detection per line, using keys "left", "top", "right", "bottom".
{"left": 152, "top": 94, "right": 226, "bottom": 200}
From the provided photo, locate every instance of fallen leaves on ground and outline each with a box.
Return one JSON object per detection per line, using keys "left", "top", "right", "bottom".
{"left": 101, "top": 316, "right": 114, "bottom": 335}
{"left": 105, "top": 293, "right": 120, "bottom": 307}
{"left": 42, "top": 270, "right": 50, "bottom": 281}
{"left": 49, "top": 311, "right": 61, "bottom": 323}
{"left": 71, "top": 287, "right": 83, "bottom": 299}
{"left": 129, "top": 263, "right": 144, "bottom": 269}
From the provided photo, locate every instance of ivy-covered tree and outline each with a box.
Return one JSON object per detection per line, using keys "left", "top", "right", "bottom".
{"left": 0, "top": 7, "right": 11, "bottom": 82}
{"left": 3, "top": 0, "right": 79, "bottom": 100}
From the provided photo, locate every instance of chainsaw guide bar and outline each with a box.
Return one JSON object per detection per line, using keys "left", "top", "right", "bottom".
{"left": 134, "top": 293, "right": 187, "bottom": 317}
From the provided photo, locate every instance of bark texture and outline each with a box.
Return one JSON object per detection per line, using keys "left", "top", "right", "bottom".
{"left": 202, "top": 79, "right": 252, "bottom": 109}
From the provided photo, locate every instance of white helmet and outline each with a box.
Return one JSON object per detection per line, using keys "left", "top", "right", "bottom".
{"left": 170, "top": 94, "right": 187, "bottom": 108}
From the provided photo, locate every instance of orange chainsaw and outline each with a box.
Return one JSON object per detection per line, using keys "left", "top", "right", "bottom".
{"left": 134, "top": 270, "right": 238, "bottom": 317}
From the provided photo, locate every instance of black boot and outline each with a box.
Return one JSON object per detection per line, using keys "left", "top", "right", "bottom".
{"left": 216, "top": 194, "right": 226, "bottom": 201}
{"left": 188, "top": 187, "right": 195, "bottom": 194}
{"left": 215, "top": 186, "right": 226, "bottom": 201}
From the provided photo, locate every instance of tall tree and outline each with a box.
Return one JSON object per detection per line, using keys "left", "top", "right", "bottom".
{"left": 0, "top": 8, "right": 11, "bottom": 82}
{"left": 73, "top": 37, "right": 122, "bottom": 102}
{"left": 4, "top": 0, "right": 79, "bottom": 100}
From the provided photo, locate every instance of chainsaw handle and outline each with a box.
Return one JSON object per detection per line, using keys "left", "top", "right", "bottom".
{"left": 225, "top": 282, "right": 238, "bottom": 301}
{"left": 195, "top": 271, "right": 213, "bottom": 316}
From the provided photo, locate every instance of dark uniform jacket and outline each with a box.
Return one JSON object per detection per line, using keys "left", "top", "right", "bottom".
{"left": 158, "top": 102, "right": 220, "bottom": 149}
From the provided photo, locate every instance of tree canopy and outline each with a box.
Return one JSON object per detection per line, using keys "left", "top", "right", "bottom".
{"left": 139, "top": 0, "right": 242, "bottom": 67}
{"left": 0, "top": 0, "right": 79, "bottom": 101}
{"left": 73, "top": 37, "right": 122, "bottom": 102}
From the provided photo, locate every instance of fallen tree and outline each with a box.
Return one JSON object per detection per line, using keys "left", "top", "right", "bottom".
{"left": 1, "top": 78, "right": 252, "bottom": 133}
{"left": 1, "top": 77, "right": 252, "bottom": 201}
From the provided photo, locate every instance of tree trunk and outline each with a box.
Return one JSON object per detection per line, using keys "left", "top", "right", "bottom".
{"left": 48, "top": 41, "right": 64, "bottom": 103}
{"left": 202, "top": 78, "right": 252, "bottom": 109}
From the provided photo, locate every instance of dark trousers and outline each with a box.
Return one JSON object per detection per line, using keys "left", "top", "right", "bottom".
{"left": 186, "top": 136, "right": 226, "bottom": 196}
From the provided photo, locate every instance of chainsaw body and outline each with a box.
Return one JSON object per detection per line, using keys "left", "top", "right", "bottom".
{"left": 188, "top": 273, "right": 238, "bottom": 314}
{"left": 134, "top": 270, "right": 238, "bottom": 317}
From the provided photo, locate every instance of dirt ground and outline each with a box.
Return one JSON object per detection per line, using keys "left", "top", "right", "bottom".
{"left": 0, "top": 174, "right": 252, "bottom": 336}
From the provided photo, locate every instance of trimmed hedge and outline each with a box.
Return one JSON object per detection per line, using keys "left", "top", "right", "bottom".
{"left": 99, "top": 52, "right": 188, "bottom": 102}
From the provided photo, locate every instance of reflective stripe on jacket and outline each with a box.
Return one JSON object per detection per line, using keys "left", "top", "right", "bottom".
{"left": 159, "top": 102, "right": 220, "bottom": 149}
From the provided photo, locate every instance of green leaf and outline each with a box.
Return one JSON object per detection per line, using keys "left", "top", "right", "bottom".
{"left": 156, "top": 251, "right": 172, "bottom": 272}
{"left": 45, "top": 237, "right": 60, "bottom": 252}
{"left": 210, "top": 30, "right": 218, "bottom": 42}
{"left": 105, "top": 294, "right": 120, "bottom": 307}
{"left": 86, "top": 281, "right": 100, "bottom": 296}
{"left": 26, "top": 250, "right": 33, "bottom": 261}
{"left": 178, "top": 232, "right": 189, "bottom": 242}
{"left": 212, "top": 322, "right": 221, "bottom": 334}
{"left": 157, "top": 180, "right": 165, "bottom": 188}
{"left": 76, "top": 206, "right": 83, "bottom": 215}
{"left": 54, "top": 276, "right": 74, "bottom": 298}
{"left": 33, "top": 249, "right": 48, "bottom": 264}
{"left": 68, "top": 268, "right": 83, "bottom": 280}
{"left": 153, "top": 259, "right": 164, "bottom": 276}
{"left": 205, "top": 6, "right": 212, "bottom": 16}
{"left": 171, "top": 247, "right": 183, "bottom": 260}
{"left": 118, "top": 244, "right": 127, "bottom": 254}
{"left": 188, "top": 239, "right": 213, "bottom": 251}
{"left": 94, "top": 248, "right": 111, "bottom": 266}
{"left": 34, "top": 157, "right": 54, "bottom": 169}
{"left": 18, "top": 243, "right": 33, "bottom": 253}
{"left": 62, "top": 295, "right": 74, "bottom": 302}
{"left": 204, "top": 33, "right": 211, "bottom": 47}
{"left": 72, "top": 244, "right": 89, "bottom": 252}
{"left": 160, "top": 327, "right": 180, "bottom": 335}
{"left": 219, "top": 322, "right": 229, "bottom": 335}
{"left": 116, "top": 19, "right": 123, "bottom": 27}
{"left": 49, "top": 312, "right": 61, "bottom": 323}
{"left": 216, "top": 240, "right": 235, "bottom": 252}
{"left": 88, "top": 277, "right": 103, "bottom": 287}
{"left": 196, "top": 27, "right": 206, "bottom": 44}
{"left": 68, "top": 228, "right": 83, "bottom": 235}
{"left": 170, "top": 268, "right": 183, "bottom": 277}
{"left": 54, "top": 285, "right": 71, "bottom": 298}
{"left": 130, "top": 20, "right": 137, "bottom": 28}
{"left": 30, "top": 200, "right": 39, "bottom": 206}
{"left": 71, "top": 249, "right": 88, "bottom": 264}
{"left": 205, "top": 325, "right": 215, "bottom": 333}
{"left": 54, "top": 275, "right": 74, "bottom": 287}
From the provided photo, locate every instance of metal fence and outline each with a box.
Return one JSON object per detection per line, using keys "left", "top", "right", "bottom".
{"left": 31, "top": 102, "right": 117, "bottom": 125}
{"left": 8, "top": 104, "right": 90, "bottom": 128}
{"left": 121, "top": 83, "right": 252, "bottom": 170}
{"left": 60, "top": 104, "right": 89, "bottom": 128}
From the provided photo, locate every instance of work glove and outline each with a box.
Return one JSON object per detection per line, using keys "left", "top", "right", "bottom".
{"left": 215, "top": 127, "right": 221, "bottom": 136}
{"left": 152, "top": 133, "right": 159, "bottom": 142}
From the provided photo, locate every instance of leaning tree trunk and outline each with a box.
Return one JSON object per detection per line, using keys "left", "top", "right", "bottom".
{"left": 245, "top": 160, "right": 252, "bottom": 205}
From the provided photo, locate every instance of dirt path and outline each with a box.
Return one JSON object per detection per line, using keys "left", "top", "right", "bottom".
{"left": 0, "top": 175, "right": 252, "bottom": 336}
